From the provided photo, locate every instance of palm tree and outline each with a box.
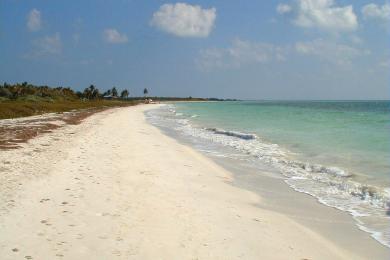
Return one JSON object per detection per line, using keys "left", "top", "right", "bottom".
{"left": 103, "top": 89, "right": 112, "bottom": 97}
{"left": 111, "top": 87, "right": 118, "bottom": 97}
{"left": 143, "top": 88, "right": 148, "bottom": 97}
{"left": 83, "top": 87, "right": 92, "bottom": 99}
{"left": 120, "top": 89, "right": 129, "bottom": 99}
{"left": 88, "top": 85, "right": 100, "bottom": 99}
{"left": 89, "top": 84, "right": 95, "bottom": 93}
{"left": 91, "top": 88, "right": 100, "bottom": 99}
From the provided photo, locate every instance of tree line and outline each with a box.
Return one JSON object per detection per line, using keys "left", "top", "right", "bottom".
{"left": 81, "top": 85, "right": 131, "bottom": 99}
{"left": 0, "top": 82, "right": 147, "bottom": 101}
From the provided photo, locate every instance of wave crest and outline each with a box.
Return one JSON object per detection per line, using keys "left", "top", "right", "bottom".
{"left": 145, "top": 105, "right": 390, "bottom": 248}
{"left": 206, "top": 128, "right": 257, "bottom": 140}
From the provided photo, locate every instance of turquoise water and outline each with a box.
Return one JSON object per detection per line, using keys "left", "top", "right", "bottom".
{"left": 174, "top": 101, "right": 390, "bottom": 186}
{"left": 146, "top": 100, "right": 390, "bottom": 247}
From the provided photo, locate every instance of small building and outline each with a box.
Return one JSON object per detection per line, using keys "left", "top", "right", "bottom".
{"left": 144, "top": 98, "right": 155, "bottom": 104}
{"left": 103, "top": 95, "right": 118, "bottom": 100}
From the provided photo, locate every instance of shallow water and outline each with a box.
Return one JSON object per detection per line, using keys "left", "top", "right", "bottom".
{"left": 146, "top": 101, "right": 390, "bottom": 248}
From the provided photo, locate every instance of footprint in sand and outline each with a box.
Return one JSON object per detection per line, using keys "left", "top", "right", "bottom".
{"left": 139, "top": 171, "right": 154, "bottom": 176}
{"left": 25, "top": 256, "right": 33, "bottom": 259}
{"left": 112, "top": 250, "right": 121, "bottom": 256}
{"left": 40, "top": 219, "right": 52, "bottom": 226}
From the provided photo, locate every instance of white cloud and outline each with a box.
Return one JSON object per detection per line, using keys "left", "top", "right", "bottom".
{"left": 379, "top": 58, "right": 390, "bottom": 67}
{"left": 151, "top": 3, "right": 216, "bottom": 38}
{"left": 27, "top": 33, "right": 62, "bottom": 57}
{"left": 197, "top": 39, "right": 287, "bottom": 70}
{"left": 350, "top": 35, "right": 363, "bottom": 44}
{"left": 295, "top": 39, "right": 369, "bottom": 65}
{"left": 27, "top": 8, "right": 41, "bottom": 32}
{"left": 103, "top": 29, "right": 128, "bottom": 44}
{"left": 277, "top": 3, "right": 292, "bottom": 14}
{"left": 34, "top": 33, "right": 62, "bottom": 54}
{"left": 293, "top": 0, "right": 358, "bottom": 32}
{"left": 362, "top": 3, "right": 390, "bottom": 22}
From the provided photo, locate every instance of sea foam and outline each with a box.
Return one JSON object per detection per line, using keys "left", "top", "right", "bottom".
{"left": 145, "top": 104, "right": 390, "bottom": 248}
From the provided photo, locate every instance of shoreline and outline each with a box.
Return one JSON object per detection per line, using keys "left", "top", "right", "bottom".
{"left": 0, "top": 105, "right": 388, "bottom": 259}
{"left": 212, "top": 154, "right": 390, "bottom": 257}
{"left": 147, "top": 102, "right": 390, "bottom": 250}
{"left": 145, "top": 107, "right": 390, "bottom": 254}
{"left": 146, "top": 104, "right": 390, "bottom": 257}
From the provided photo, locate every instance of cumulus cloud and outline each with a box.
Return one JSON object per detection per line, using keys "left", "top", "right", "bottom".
{"left": 197, "top": 39, "right": 287, "bottom": 70}
{"left": 362, "top": 3, "right": 390, "bottom": 22}
{"left": 151, "top": 3, "right": 216, "bottom": 37}
{"left": 295, "top": 39, "right": 369, "bottom": 65}
{"left": 277, "top": 3, "right": 292, "bottom": 14}
{"left": 379, "top": 58, "right": 390, "bottom": 68}
{"left": 26, "top": 33, "right": 62, "bottom": 58}
{"left": 27, "top": 8, "right": 41, "bottom": 32}
{"left": 291, "top": 0, "right": 358, "bottom": 32}
{"left": 103, "top": 29, "right": 128, "bottom": 44}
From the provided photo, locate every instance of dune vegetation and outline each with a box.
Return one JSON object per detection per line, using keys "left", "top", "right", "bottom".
{"left": 0, "top": 82, "right": 137, "bottom": 119}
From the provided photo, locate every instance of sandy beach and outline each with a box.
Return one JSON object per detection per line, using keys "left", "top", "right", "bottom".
{"left": 0, "top": 104, "right": 387, "bottom": 259}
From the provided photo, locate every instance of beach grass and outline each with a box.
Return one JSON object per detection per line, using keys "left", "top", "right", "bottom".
{"left": 0, "top": 99, "right": 138, "bottom": 119}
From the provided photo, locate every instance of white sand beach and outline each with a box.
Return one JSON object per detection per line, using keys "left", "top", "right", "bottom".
{"left": 0, "top": 105, "right": 387, "bottom": 259}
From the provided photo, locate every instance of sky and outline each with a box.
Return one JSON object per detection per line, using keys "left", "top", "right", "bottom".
{"left": 0, "top": 0, "right": 389, "bottom": 99}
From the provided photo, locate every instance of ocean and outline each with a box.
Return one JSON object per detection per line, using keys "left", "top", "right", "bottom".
{"left": 146, "top": 101, "right": 390, "bottom": 248}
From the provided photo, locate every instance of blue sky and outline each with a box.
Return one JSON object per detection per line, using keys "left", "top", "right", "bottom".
{"left": 0, "top": 0, "right": 389, "bottom": 99}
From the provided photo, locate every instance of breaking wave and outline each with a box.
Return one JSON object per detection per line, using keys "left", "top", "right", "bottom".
{"left": 145, "top": 104, "right": 390, "bottom": 248}
{"left": 206, "top": 128, "right": 257, "bottom": 140}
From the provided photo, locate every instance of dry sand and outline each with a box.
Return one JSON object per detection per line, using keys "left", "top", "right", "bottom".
{"left": 0, "top": 105, "right": 379, "bottom": 259}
